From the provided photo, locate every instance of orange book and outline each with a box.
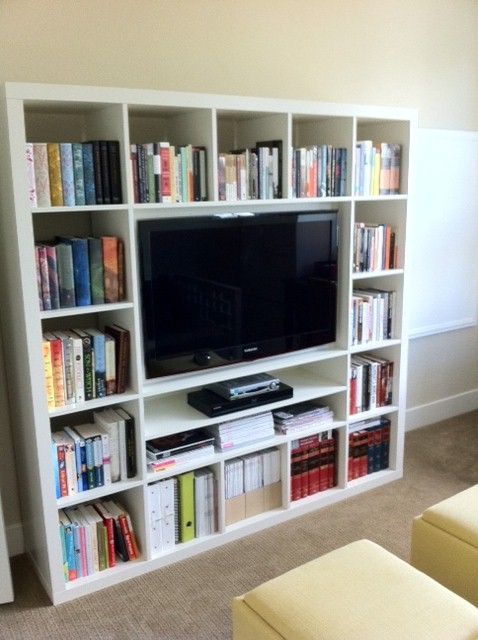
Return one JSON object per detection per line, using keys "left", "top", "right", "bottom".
{"left": 47, "top": 143, "right": 63, "bottom": 206}
{"left": 44, "top": 332, "right": 65, "bottom": 408}
{"left": 102, "top": 236, "right": 119, "bottom": 303}
{"left": 42, "top": 338, "right": 55, "bottom": 410}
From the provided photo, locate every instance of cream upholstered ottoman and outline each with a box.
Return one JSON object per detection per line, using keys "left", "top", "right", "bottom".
{"left": 232, "top": 540, "right": 478, "bottom": 640}
{"left": 411, "top": 484, "right": 478, "bottom": 606}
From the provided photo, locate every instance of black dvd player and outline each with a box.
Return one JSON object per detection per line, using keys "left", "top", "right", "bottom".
{"left": 187, "top": 382, "right": 294, "bottom": 418}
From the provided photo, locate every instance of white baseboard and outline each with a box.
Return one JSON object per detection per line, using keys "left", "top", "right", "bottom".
{"left": 406, "top": 388, "right": 478, "bottom": 431}
{"left": 6, "top": 522, "right": 24, "bottom": 557}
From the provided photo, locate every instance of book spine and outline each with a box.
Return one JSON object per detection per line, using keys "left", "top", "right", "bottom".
{"left": 117, "top": 238, "right": 125, "bottom": 301}
{"left": 49, "top": 337, "right": 65, "bottom": 408}
{"left": 59, "top": 143, "right": 75, "bottom": 207}
{"left": 105, "top": 335, "right": 116, "bottom": 395}
{"left": 118, "top": 513, "right": 136, "bottom": 559}
{"left": 42, "top": 339, "right": 55, "bottom": 410}
{"left": 99, "top": 140, "right": 111, "bottom": 204}
{"left": 37, "top": 244, "right": 51, "bottom": 310}
{"left": 130, "top": 144, "right": 139, "bottom": 203}
{"left": 71, "top": 142, "right": 86, "bottom": 206}
{"left": 79, "top": 334, "right": 94, "bottom": 401}
{"left": 82, "top": 142, "right": 97, "bottom": 205}
{"left": 92, "top": 333, "right": 106, "bottom": 398}
{"left": 47, "top": 143, "right": 63, "bottom": 206}
{"left": 91, "top": 141, "right": 104, "bottom": 205}
{"left": 35, "top": 247, "right": 43, "bottom": 310}
{"left": 57, "top": 445, "right": 68, "bottom": 497}
{"left": 26, "top": 143, "right": 37, "bottom": 207}
{"left": 45, "top": 245, "right": 60, "bottom": 310}
{"left": 102, "top": 236, "right": 119, "bottom": 303}
{"left": 56, "top": 243, "right": 76, "bottom": 308}
{"left": 33, "top": 143, "right": 51, "bottom": 207}
{"left": 87, "top": 237, "right": 105, "bottom": 305}
{"left": 107, "top": 141, "right": 122, "bottom": 204}
{"left": 71, "top": 238, "right": 91, "bottom": 306}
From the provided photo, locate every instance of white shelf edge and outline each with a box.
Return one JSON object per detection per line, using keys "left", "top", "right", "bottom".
{"left": 352, "top": 269, "right": 404, "bottom": 280}
{"left": 40, "top": 301, "right": 134, "bottom": 320}
{"left": 348, "top": 405, "right": 398, "bottom": 424}
{"left": 56, "top": 479, "right": 144, "bottom": 509}
{"left": 48, "top": 391, "right": 139, "bottom": 417}
{"left": 350, "top": 338, "right": 401, "bottom": 353}
{"left": 32, "top": 204, "right": 129, "bottom": 214}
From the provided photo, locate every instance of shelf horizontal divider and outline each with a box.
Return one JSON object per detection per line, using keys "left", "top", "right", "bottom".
{"left": 56, "top": 478, "right": 144, "bottom": 509}
{"left": 48, "top": 390, "right": 139, "bottom": 417}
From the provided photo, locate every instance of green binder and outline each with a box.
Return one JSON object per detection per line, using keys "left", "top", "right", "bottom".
{"left": 178, "top": 472, "right": 195, "bottom": 543}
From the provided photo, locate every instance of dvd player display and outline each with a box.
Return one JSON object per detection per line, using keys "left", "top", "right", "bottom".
{"left": 205, "top": 373, "right": 281, "bottom": 401}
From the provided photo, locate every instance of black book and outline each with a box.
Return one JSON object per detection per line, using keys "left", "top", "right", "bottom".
{"left": 99, "top": 140, "right": 111, "bottom": 204}
{"left": 90, "top": 141, "right": 104, "bottom": 205}
{"left": 107, "top": 141, "right": 122, "bottom": 204}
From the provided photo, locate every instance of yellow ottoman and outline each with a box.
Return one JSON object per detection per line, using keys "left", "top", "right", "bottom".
{"left": 232, "top": 540, "right": 478, "bottom": 640}
{"left": 411, "top": 484, "right": 478, "bottom": 606}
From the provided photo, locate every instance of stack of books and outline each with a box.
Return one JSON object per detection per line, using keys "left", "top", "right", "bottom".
{"left": 273, "top": 401, "right": 334, "bottom": 435}
{"left": 351, "top": 288, "right": 396, "bottom": 345}
{"left": 348, "top": 417, "right": 391, "bottom": 480}
{"left": 291, "top": 144, "right": 347, "bottom": 197}
{"left": 130, "top": 142, "right": 208, "bottom": 203}
{"left": 290, "top": 430, "right": 337, "bottom": 501}
{"left": 59, "top": 499, "right": 138, "bottom": 582}
{"left": 51, "top": 407, "right": 136, "bottom": 498}
{"left": 353, "top": 222, "right": 397, "bottom": 272}
{"left": 26, "top": 140, "right": 123, "bottom": 208}
{"left": 354, "top": 141, "right": 401, "bottom": 196}
{"left": 349, "top": 355, "right": 394, "bottom": 415}
{"left": 42, "top": 324, "right": 130, "bottom": 410}
{"left": 147, "top": 428, "right": 215, "bottom": 474}
{"left": 209, "top": 411, "right": 275, "bottom": 450}
{"left": 35, "top": 235, "right": 125, "bottom": 311}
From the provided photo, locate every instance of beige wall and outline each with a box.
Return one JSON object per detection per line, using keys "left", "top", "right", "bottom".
{"left": 0, "top": 0, "right": 477, "bottom": 537}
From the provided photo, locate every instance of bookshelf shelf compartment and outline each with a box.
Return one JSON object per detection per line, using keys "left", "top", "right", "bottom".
{"left": 0, "top": 82, "right": 414, "bottom": 604}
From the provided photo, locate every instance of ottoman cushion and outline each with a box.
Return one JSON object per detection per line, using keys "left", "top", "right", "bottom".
{"left": 420, "top": 485, "right": 478, "bottom": 547}
{"left": 237, "top": 540, "right": 478, "bottom": 640}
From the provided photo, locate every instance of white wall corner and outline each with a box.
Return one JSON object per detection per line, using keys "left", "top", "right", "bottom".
{"left": 405, "top": 388, "right": 478, "bottom": 431}
{"left": 6, "top": 522, "right": 24, "bottom": 557}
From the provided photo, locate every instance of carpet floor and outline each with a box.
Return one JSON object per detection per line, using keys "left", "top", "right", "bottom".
{"left": 1, "top": 411, "right": 477, "bottom": 639}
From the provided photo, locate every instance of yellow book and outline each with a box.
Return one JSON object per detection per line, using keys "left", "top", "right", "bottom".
{"left": 178, "top": 471, "right": 195, "bottom": 543}
{"left": 47, "top": 142, "right": 64, "bottom": 206}
{"left": 42, "top": 338, "right": 55, "bottom": 410}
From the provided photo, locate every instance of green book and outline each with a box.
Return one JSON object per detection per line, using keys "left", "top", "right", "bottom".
{"left": 88, "top": 237, "right": 105, "bottom": 305}
{"left": 55, "top": 242, "right": 76, "bottom": 308}
{"left": 178, "top": 472, "right": 195, "bottom": 543}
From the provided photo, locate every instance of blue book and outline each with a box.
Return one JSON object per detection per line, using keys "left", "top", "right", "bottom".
{"left": 82, "top": 143, "right": 96, "bottom": 205}
{"left": 86, "top": 328, "right": 106, "bottom": 398}
{"left": 72, "top": 143, "right": 86, "bottom": 206}
{"left": 52, "top": 440, "right": 60, "bottom": 499}
{"left": 59, "top": 143, "right": 75, "bottom": 206}
{"left": 58, "top": 237, "right": 91, "bottom": 306}
{"left": 59, "top": 511, "right": 76, "bottom": 581}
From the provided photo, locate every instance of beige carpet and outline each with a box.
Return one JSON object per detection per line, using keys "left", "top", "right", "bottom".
{"left": 1, "top": 411, "right": 477, "bottom": 639}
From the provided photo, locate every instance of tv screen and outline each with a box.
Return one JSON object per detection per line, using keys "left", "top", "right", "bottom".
{"left": 138, "top": 210, "right": 338, "bottom": 378}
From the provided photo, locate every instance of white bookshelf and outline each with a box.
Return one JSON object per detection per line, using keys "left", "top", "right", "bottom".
{"left": 0, "top": 82, "right": 416, "bottom": 604}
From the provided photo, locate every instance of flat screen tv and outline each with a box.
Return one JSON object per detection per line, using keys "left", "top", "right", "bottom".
{"left": 138, "top": 210, "right": 338, "bottom": 379}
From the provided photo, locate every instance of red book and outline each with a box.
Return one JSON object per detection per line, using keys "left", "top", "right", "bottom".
{"left": 328, "top": 432, "right": 336, "bottom": 488}
{"left": 159, "top": 143, "right": 172, "bottom": 202}
{"left": 57, "top": 445, "right": 68, "bottom": 497}
{"left": 118, "top": 513, "right": 136, "bottom": 560}
{"left": 307, "top": 443, "right": 321, "bottom": 495}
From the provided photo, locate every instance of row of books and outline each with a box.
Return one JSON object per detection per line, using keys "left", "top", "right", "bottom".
{"left": 59, "top": 499, "right": 138, "bottom": 582}
{"left": 42, "top": 324, "right": 130, "bottom": 410}
{"left": 291, "top": 145, "right": 347, "bottom": 198}
{"left": 290, "top": 430, "right": 337, "bottom": 501}
{"left": 147, "top": 428, "right": 215, "bottom": 474}
{"left": 218, "top": 140, "right": 282, "bottom": 201}
{"left": 130, "top": 142, "right": 208, "bottom": 204}
{"left": 35, "top": 235, "right": 125, "bottom": 311}
{"left": 350, "top": 355, "right": 394, "bottom": 415}
{"left": 348, "top": 417, "right": 391, "bottom": 480}
{"left": 354, "top": 141, "right": 401, "bottom": 196}
{"left": 26, "top": 141, "right": 123, "bottom": 208}
{"left": 148, "top": 468, "right": 217, "bottom": 554}
{"left": 272, "top": 401, "right": 334, "bottom": 435}
{"left": 353, "top": 222, "right": 398, "bottom": 272}
{"left": 225, "top": 448, "right": 281, "bottom": 500}
{"left": 210, "top": 411, "right": 275, "bottom": 451}
{"left": 52, "top": 407, "right": 136, "bottom": 498}
{"left": 351, "top": 288, "right": 396, "bottom": 345}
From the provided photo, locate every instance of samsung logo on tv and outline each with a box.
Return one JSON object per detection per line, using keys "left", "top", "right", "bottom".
{"left": 243, "top": 347, "right": 258, "bottom": 353}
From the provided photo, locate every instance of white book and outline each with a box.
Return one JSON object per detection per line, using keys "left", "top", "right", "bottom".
{"left": 93, "top": 408, "right": 122, "bottom": 482}
{"left": 52, "top": 430, "right": 77, "bottom": 496}
{"left": 77, "top": 504, "right": 99, "bottom": 574}
{"left": 61, "top": 329, "right": 84, "bottom": 403}
{"left": 148, "top": 483, "right": 163, "bottom": 554}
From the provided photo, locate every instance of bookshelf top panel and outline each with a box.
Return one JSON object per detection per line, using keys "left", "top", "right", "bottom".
{"left": 4, "top": 82, "right": 419, "bottom": 123}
